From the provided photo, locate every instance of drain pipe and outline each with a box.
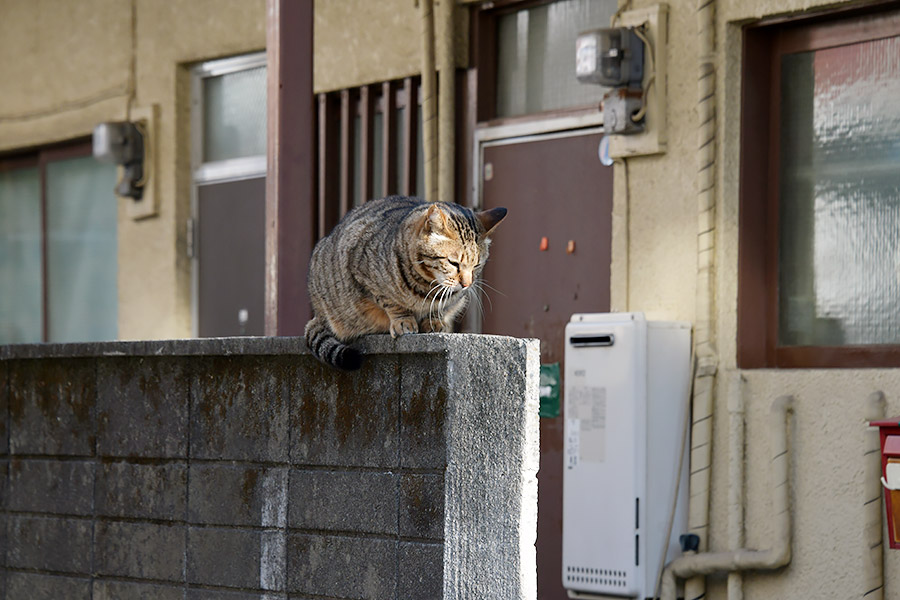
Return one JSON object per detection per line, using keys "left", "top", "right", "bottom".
{"left": 685, "top": 0, "right": 719, "bottom": 597}
{"left": 864, "top": 391, "right": 886, "bottom": 600}
{"left": 437, "top": 0, "right": 455, "bottom": 204}
{"left": 726, "top": 373, "right": 746, "bottom": 600}
{"left": 420, "top": 0, "right": 438, "bottom": 201}
{"left": 661, "top": 395, "right": 794, "bottom": 600}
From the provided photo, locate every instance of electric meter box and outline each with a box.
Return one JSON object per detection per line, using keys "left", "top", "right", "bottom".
{"left": 563, "top": 312, "right": 691, "bottom": 599}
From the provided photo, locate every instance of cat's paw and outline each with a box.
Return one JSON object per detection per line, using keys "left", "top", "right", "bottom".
{"left": 390, "top": 316, "right": 419, "bottom": 338}
{"left": 421, "top": 317, "right": 445, "bottom": 333}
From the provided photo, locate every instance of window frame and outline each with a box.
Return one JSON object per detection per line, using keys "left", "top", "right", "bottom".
{"left": 738, "top": 5, "right": 900, "bottom": 368}
{"left": 0, "top": 138, "right": 107, "bottom": 343}
{"left": 473, "top": 0, "right": 614, "bottom": 126}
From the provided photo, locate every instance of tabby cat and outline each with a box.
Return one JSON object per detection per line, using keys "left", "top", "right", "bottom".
{"left": 304, "top": 195, "right": 507, "bottom": 370}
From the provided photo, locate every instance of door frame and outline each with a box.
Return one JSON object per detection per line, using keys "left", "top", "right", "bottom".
{"left": 189, "top": 52, "right": 267, "bottom": 337}
{"left": 467, "top": 111, "right": 605, "bottom": 333}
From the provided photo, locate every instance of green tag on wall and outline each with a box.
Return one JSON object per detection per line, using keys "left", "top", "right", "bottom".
{"left": 539, "top": 362, "right": 561, "bottom": 418}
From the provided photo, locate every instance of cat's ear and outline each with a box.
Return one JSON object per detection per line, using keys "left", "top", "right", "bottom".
{"left": 476, "top": 207, "right": 507, "bottom": 237}
{"left": 423, "top": 203, "right": 449, "bottom": 234}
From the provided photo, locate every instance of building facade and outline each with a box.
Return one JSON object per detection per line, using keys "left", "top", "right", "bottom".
{"left": 2, "top": 0, "right": 900, "bottom": 599}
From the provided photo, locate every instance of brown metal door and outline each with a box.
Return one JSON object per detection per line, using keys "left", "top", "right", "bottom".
{"left": 480, "top": 131, "right": 612, "bottom": 600}
{"left": 197, "top": 176, "right": 266, "bottom": 337}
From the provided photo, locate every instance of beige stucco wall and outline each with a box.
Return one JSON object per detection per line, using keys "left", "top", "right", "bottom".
{"left": 614, "top": 0, "right": 900, "bottom": 599}
{"left": 313, "top": 0, "right": 468, "bottom": 93}
{"left": 0, "top": 0, "right": 265, "bottom": 340}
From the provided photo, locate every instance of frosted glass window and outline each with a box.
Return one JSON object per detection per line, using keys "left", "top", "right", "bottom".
{"left": 203, "top": 65, "right": 267, "bottom": 162}
{"left": 46, "top": 156, "right": 118, "bottom": 342}
{"left": 778, "top": 36, "right": 900, "bottom": 346}
{"left": 496, "top": 0, "right": 618, "bottom": 117}
{"left": 0, "top": 167, "right": 42, "bottom": 343}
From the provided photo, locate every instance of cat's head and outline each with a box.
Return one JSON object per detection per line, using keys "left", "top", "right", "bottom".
{"left": 413, "top": 203, "right": 507, "bottom": 291}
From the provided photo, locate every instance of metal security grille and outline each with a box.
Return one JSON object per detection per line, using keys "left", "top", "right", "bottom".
{"left": 315, "top": 76, "right": 423, "bottom": 239}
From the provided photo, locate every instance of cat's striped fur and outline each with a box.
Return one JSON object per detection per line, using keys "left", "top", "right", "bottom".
{"left": 305, "top": 196, "right": 507, "bottom": 370}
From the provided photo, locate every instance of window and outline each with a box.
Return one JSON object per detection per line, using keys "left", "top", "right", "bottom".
{"left": 191, "top": 53, "right": 267, "bottom": 338}
{"left": 475, "top": 0, "right": 618, "bottom": 122}
{"left": 739, "top": 7, "right": 900, "bottom": 368}
{"left": 0, "top": 141, "right": 118, "bottom": 344}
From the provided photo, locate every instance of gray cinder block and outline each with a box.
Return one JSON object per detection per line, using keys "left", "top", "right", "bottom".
{"left": 95, "top": 462, "right": 187, "bottom": 520}
{"left": 191, "top": 357, "right": 290, "bottom": 462}
{"left": 97, "top": 357, "right": 189, "bottom": 459}
{"left": 94, "top": 521, "right": 185, "bottom": 582}
{"left": 8, "top": 573, "right": 90, "bottom": 600}
{"left": 8, "top": 459, "right": 94, "bottom": 515}
{"left": 9, "top": 358, "right": 96, "bottom": 456}
{"left": 8, "top": 516, "right": 92, "bottom": 574}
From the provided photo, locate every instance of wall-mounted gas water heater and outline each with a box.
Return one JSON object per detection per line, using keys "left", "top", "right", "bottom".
{"left": 563, "top": 312, "right": 691, "bottom": 599}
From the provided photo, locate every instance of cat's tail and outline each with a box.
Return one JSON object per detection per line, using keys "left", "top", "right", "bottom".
{"left": 304, "top": 316, "right": 363, "bottom": 371}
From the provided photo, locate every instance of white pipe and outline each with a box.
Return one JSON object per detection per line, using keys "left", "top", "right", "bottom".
{"left": 437, "top": 0, "right": 455, "bottom": 204}
{"left": 727, "top": 373, "right": 745, "bottom": 600}
{"left": 661, "top": 395, "right": 794, "bottom": 600}
{"left": 864, "top": 391, "right": 886, "bottom": 600}
{"left": 420, "top": 0, "right": 438, "bottom": 201}
{"left": 685, "top": 0, "right": 719, "bottom": 595}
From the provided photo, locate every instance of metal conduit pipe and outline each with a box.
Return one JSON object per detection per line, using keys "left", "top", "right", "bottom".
{"left": 864, "top": 391, "right": 886, "bottom": 600}
{"left": 685, "top": 0, "right": 719, "bottom": 597}
{"left": 726, "top": 374, "right": 746, "bottom": 600}
{"left": 420, "top": 0, "right": 438, "bottom": 202}
{"left": 437, "top": 0, "right": 455, "bottom": 204}
{"left": 661, "top": 395, "right": 794, "bottom": 600}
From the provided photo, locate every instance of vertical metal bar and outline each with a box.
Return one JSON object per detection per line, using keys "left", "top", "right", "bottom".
{"left": 420, "top": 0, "right": 438, "bottom": 201}
{"left": 381, "top": 81, "right": 397, "bottom": 197}
{"left": 318, "top": 92, "right": 340, "bottom": 238}
{"left": 339, "top": 88, "right": 354, "bottom": 217}
{"left": 437, "top": 0, "right": 455, "bottom": 204}
{"left": 402, "top": 77, "right": 419, "bottom": 196}
{"left": 265, "top": 0, "right": 315, "bottom": 336}
{"left": 359, "top": 84, "right": 375, "bottom": 205}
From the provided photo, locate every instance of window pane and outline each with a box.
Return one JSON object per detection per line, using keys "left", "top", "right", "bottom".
{"left": 778, "top": 36, "right": 900, "bottom": 346}
{"left": 203, "top": 65, "right": 267, "bottom": 162}
{"left": 496, "top": 0, "right": 618, "bottom": 118}
{"left": 0, "top": 167, "right": 42, "bottom": 343}
{"left": 46, "top": 156, "right": 118, "bottom": 342}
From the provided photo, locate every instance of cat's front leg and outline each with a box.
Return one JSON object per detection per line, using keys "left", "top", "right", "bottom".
{"left": 377, "top": 298, "right": 419, "bottom": 338}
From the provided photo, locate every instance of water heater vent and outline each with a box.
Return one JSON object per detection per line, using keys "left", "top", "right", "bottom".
{"left": 564, "top": 565, "right": 628, "bottom": 589}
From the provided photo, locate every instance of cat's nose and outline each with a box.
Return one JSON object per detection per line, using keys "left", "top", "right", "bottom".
{"left": 460, "top": 271, "right": 472, "bottom": 287}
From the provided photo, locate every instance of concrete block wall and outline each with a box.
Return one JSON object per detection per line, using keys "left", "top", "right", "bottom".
{"left": 0, "top": 334, "right": 539, "bottom": 600}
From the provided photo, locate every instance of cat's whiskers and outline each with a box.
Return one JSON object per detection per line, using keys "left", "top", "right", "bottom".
{"left": 428, "top": 280, "right": 448, "bottom": 324}
{"left": 466, "top": 284, "right": 486, "bottom": 320}
{"left": 474, "top": 278, "right": 505, "bottom": 297}
{"left": 436, "top": 285, "right": 448, "bottom": 320}
{"left": 469, "top": 280, "right": 493, "bottom": 313}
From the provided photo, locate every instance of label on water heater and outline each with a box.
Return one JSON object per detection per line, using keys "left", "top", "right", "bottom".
{"left": 566, "top": 385, "right": 607, "bottom": 465}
